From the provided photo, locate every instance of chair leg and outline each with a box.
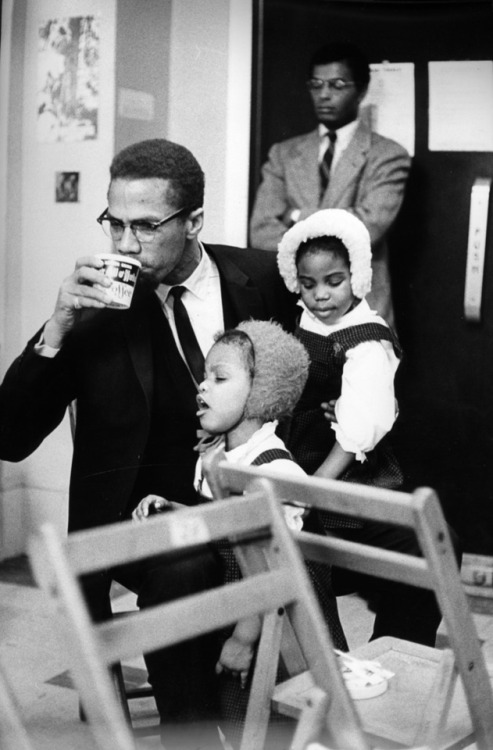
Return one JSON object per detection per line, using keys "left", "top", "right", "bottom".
{"left": 289, "top": 686, "right": 330, "bottom": 750}
{"left": 413, "top": 649, "right": 457, "bottom": 748}
{"left": 0, "top": 664, "right": 34, "bottom": 750}
{"left": 111, "top": 663, "right": 132, "bottom": 725}
{"left": 113, "top": 663, "right": 161, "bottom": 738}
{"left": 240, "top": 610, "right": 284, "bottom": 750}
{"left": 79, "top": 663, "right": 132, "bottom": 725}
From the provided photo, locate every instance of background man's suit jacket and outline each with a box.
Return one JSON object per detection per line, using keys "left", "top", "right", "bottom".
{"left": 0, "top": 244, "right": 297, "bottom": 532}
{"left": 250, "top": 120, "right": 411, "bottom": 326}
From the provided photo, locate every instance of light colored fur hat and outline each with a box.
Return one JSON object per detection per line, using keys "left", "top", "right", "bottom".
{"left": 235, "top": 320, "right": 309, "bottom": 422}
{"left": 277, "top": 208, "right": 372, "bottom": 299}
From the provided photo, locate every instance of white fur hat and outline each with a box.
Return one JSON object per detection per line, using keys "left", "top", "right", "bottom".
{"left": 277, "top": 208, "right": 372, "bottom": 299}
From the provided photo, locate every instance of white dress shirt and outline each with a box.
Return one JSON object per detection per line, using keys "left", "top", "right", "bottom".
{"left": 290, "top": 119, "right": 361, "bottom": 226}
{"left": 156, "top": 244, "right": 224, "bottom": 372}
{"left": 318, "top": 119, "right": 359, "bottom": 173}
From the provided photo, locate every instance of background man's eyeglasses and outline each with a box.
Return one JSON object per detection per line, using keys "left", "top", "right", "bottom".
{"left": 97, "top": 206, "right": 189, "bottom": 243}
{"left": 306, "top": 78, "right": 356, "bottom": 92}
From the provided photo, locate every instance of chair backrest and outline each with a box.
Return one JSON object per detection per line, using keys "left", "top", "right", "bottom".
{"left": 28, "top": 488, "right": 370, "bottom": 750}
{"left": 207, "top": 460, "right": 493, "bottom": 750}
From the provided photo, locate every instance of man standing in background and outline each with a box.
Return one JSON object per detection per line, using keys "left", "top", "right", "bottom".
{"left": 250, "top": 42, "right": 411, "bottom": 328}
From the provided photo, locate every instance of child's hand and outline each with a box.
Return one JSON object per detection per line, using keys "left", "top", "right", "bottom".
{"left": 283, "top": 503, "right": 305, "bottom": 531}
{"left": 132, "top": 494, "right": 175, "bottom": 521}
{"left": 215, "top": 635, "right": 255, "bottom": 689}
{"left": 321, "top": 399, "right": 337, "bottom": 422}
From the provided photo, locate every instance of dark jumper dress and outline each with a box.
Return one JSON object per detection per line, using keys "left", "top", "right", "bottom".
{"left": 285, "top": 322, "right": 403, "bottom": 531}
{"left": 210, "top": 448, "right": 347, "bottom": 740}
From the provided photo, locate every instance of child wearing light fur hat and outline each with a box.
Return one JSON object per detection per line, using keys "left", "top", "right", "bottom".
{"left": 277, "top": 208, "right": 403, "bottom": 496}
{"left": 134, "top": 319, "right": 347, "bottom": 740}
{"left": 194, "top": 321, "right": 347, "bottom": 721}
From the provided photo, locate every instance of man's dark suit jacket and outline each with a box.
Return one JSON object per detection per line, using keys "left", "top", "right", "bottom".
{"left": 0, "top": 244, "right": 297, "bottom": 533}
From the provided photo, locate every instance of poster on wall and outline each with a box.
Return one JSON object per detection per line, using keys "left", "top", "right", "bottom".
{"left": 428, "top": 61, "right": 493, "bottom": 152}
{"left": 55, "top": 172, "right": 80, "bottom": 202}
{"left": 360, "top": 62, "right": 415, "bottom": 157}
{"left": 37, "top": 16, "right": 100, "bottom": 143}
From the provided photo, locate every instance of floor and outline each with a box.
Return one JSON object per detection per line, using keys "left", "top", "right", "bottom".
{"left": 1, "top": 555, "right": 493, "bottom": 750}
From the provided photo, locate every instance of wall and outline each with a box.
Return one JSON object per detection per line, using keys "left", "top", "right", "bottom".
{"left": 0, "top": 0, "right": 117, "bottom": 557}
{"left": 114, "top": 0, "right": 171, "bottom": 155}
{"left": 0, "top": 0, "right": 253, "bottom": 559}
{"left": 168, "top": 0, "right": 252, "bottom": 246}
{"left": 1, "top": 0, "right": 26, "bottom": 377}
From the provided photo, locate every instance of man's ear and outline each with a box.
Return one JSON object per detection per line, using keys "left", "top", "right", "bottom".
{"left": 357, "top": 85, "right": 369, "bottom": 106}
{"left": 186, "top": 208, "right": 204, "bottom": 238}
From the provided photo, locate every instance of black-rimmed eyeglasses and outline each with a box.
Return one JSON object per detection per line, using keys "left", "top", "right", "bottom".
{"left": 97, "top": 206, "right": 190, "bottom": 243}
{"left": 307, "top": 78, "right": 356, "bottom": 93}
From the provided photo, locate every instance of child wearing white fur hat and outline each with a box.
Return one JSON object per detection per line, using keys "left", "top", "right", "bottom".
{"left": 277, "top": 210, "right": 446, "bottom": 654}
{"left": 277, "top": 207, "right": 402, "bottom": 491}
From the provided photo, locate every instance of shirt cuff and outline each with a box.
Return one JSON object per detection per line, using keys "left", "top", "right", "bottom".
{"left": 332, "top": 423, "right": 367, "bottom": 463}
{"left": 34, "top": 333, "right": 60, "bottom": 359}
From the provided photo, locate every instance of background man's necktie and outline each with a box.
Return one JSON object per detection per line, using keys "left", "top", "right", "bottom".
{"left": 319, "top": 130, "right": 337, "bottom": 199}
{"left": 170, "top": 286, "right": 205, "bottom": 384}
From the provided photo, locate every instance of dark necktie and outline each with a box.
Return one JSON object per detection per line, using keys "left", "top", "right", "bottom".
{"left": 169, "top": 286, "right": 205, "bottom": 385}
{"left": 319, "top": 130, "right": 337, "bottom": 199}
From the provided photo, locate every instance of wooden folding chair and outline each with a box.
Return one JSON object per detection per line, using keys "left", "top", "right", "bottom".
{"left": 207, "top": 460, "right": 493, "bottom": 750}
{"left": 0, "top": 656, "right": 34, "bottom": 750}
{"left": 28, "top": 488, "right": 371, "bottom": 750}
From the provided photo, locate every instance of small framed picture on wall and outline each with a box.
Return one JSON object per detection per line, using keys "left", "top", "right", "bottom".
{"left": 56, "top": 171, "right": 79, "bottom": 202}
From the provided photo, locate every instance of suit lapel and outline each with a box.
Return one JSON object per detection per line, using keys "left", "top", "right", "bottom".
{"left": 122, "top": 290, "right": 200, "bottom": 415}
{"left": 325, "top": 121, "right": 370, "bottom": 204}
{"left": 292, "top": 130, "right": 320, "bottom": 206}
{"left": 206, "top": 245, "right": 265, "bottom": 327}
{"left": 121, "top": 293, "right": 155, "bottom": 413}
{"left": 122, "top": 248, "right": 268, "bottom": 401}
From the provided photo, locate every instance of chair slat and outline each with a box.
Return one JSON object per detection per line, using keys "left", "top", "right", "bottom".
{"left": 218, "top": 463, "right": 418, "bottom": 527}
{"left": 298, "top": 531, "right": 431, "bottom": 589}
{"left": 64, "top": 492, "right": 272, "bottom": 575}
{"left": 96, "top": 569, "right": 298, "bottom": 665}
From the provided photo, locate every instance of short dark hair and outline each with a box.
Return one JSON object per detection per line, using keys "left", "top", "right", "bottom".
{"left": 309, "top": 42, "right": 370, "bottom": 93}
{"left": 109, "top": 138, "right": 204, "bottom": 210}
{"left": 296, "top": 236, "right": 350, "bottom": 268}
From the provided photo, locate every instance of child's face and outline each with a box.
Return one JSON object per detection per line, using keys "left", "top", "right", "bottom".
{"left": 297, "top": 249, "right": 356, "bottom": 325}
{"left": 197, "top": 342, "right": 252, "bottom": 439}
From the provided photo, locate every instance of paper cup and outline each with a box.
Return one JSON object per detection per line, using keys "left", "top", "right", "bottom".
{"left": 96, "top": 254, "right": 141, "bottom": 309}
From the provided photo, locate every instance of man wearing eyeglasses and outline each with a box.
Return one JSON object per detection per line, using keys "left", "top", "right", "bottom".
{"left": 250, "top": 41, "right": 411, "bottom": 329}
{"left": 0, "top": 138, "right": 297, "bottom": 747}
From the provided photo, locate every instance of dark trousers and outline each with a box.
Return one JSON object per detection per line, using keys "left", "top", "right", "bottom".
{"left": 330, "top": 520, "right": 462, "bottom": 647}
{"left": 83, "top": 544, "right": 223, "bottom": 747}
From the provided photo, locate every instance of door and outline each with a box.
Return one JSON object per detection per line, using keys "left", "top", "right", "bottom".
{"left": 250, "top": 0, "right": 493, "bottom": 553}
